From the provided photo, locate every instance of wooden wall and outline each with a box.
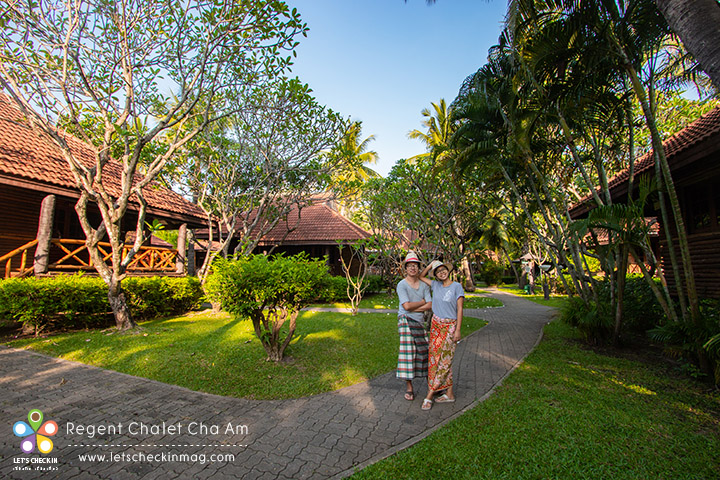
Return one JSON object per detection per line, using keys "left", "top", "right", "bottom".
{"left": 0, "top": 185, "right": 44, "bottom": 257}
{"left": 659, "top": 231, "right": 720, "bottom": 299}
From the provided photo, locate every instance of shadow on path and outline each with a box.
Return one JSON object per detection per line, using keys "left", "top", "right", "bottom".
{"left": 0, "top": 288, "right": 556, "bottom": 480}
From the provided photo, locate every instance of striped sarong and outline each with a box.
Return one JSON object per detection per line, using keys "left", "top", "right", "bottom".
{"left": 428, "top": 315, "right": 457, "bottom": 392}
{"left": 396, "top": 315, "right": 428, "bottom": 379}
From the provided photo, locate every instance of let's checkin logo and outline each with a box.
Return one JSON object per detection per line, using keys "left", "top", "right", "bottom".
{"left": 13, "top": 409, "right": 58, "bottom": 454}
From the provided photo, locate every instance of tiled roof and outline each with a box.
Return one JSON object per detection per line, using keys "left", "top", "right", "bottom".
{"left": 585, "top": 217, "right": 660, "bottom": 245}
{"left": 570, "top": 106, "right": 720, "bottom": 217}
{"left": 253, "top": 202, "right": 370, "bottom": 245}
{"left": 0, "top": 93, "right": 206, "bottom": 225}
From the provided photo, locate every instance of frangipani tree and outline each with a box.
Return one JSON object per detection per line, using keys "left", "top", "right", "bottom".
{"left": 0, "top": 0, "right": 305, "bottom": 329}
{"left": 177, "top": 78, "right": 345, "bottom": 282}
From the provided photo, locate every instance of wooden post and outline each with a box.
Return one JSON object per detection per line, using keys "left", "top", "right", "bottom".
{"left": 34, "top": 195, "right": 56, "bottom": 276}
{"left": 186, "top": 230, "right": 196, "bottom": 276}
{"left": 176, "top": 223, "right": 187, "bottom": 274}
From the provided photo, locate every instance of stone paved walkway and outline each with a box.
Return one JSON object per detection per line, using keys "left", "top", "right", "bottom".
{"left": 0, "top": 288, "right": 556, "bottom": 479}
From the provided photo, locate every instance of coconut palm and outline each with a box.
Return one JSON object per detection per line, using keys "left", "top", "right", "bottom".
{"left": 328, "top": 120, "right": 380, "bottom": 215}
{"left": 407, "top": 99, "right": 456, "bottom": 164}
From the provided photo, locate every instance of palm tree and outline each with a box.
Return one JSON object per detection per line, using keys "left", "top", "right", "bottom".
{"left": 328, "top": 121, "right": 380, "bottom": 215}
{"left": 407, "top": 99, "right": 456, "bottom": 164}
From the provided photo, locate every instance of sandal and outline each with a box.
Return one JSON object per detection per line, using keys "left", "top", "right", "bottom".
{"left": 435, "top": 393, "right": 455, "bottom": 403}
{"left": 421, "top": 398, "right": 433, "bottom": 410}
{"left": 404, "top": 391, "right": 415, "bottom": 401}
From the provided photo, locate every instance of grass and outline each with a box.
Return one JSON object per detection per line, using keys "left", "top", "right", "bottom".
{"left": 6, "top": 309, "right": 487, "bottom": 400}
{"left": 350, "top": 320, "right": 720, "bottom": 479}
{"left": 314, "top": 291, "right": 502, "bottom": 310}
{"left": 497, "top": 283, "right": 569, "bottom": 309}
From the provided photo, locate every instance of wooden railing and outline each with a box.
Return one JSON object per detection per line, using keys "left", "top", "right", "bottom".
{"left": 0, "top": 239, "right": 38, "bottom": 279}
{"left": 2, "top": 238, "right": 179, "bottom": 279}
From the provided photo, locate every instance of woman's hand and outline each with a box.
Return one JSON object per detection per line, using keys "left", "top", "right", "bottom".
{"left": 452, "top": 328, "right": 461, "bottom": 343}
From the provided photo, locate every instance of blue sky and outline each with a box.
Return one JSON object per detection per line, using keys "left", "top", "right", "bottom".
{"left": 284, "top": 0, "right": 508, "bottom": 176}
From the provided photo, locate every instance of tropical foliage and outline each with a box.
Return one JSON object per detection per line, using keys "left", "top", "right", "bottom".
{"left": 361, "top": 0, "right": 719, "bottom": 381}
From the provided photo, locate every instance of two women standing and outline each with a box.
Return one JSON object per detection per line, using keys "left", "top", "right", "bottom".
{"left": 395, "top": 251, "right": 433, "bottom": 401}
{"left": 396, "top": 252, "right": 464, "bottom": 410}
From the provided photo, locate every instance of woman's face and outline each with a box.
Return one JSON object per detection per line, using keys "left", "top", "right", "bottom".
{"left": 435, "top": 266, "right": 449, "bottom": 280}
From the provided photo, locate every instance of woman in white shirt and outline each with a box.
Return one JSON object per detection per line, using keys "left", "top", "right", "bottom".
{"left": 419, "top": 260, "right": 464, "bottom": 410}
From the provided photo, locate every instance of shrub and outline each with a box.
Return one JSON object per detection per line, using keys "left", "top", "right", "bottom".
{"left": 650, "top": 298, "right": 720, "bottom": 385}
{"left": 478, "top": 260, "right": 504, "bottom": 286}
{"left": 124, "top": 276, "right": 203, "bottom": 321}
{"left": 0, "top": 275, "right": 203, "bottom": 333}
{"left": 560, "top": 275, "right": 665, "bottom": 344}
{"left": 0, "top": 275, "right": 108, "bottom": 333}
{"left": 205, "top": 253, "right": 329, "bottom": 361}
{"left": 560, "top": 295, "right": 613, "bottom": 344}
{"left": 316, "top": 275, "right": 348, "bottom": 303}
{"left": 550, "top": 274, "right": 578, "bottom": 295}
{"left": 596, "top": 275, "right": 662, "bottom": 333}
{"left": 364, "top": 274, "right": 385, "bottom": 294}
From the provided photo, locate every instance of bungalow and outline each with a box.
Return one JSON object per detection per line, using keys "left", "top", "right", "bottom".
{"left": 195, "top": 198, "right": 371, "bottom": 276}
{"left": 570, "top": 106, "right": 720, "bottom": 298}
{"left": 0, "top": 93, "right": 206, "bottom": 278}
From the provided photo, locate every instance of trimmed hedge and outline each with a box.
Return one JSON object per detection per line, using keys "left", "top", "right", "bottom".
{"left": 314, "top": 274, "right": 386, "bottom": 303}
{"left": 0, "top": 275, "right": 203, "bottom": 333}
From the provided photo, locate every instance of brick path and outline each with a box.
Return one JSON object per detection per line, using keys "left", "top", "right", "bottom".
{"left": 0, "top": 288, "right": 556, "bottom": 479}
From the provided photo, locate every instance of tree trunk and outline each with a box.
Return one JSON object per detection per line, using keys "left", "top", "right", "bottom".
{"left": 626, "top": 53, "right": 701, "bottom": 325}
{"left": 614, "top": 243, "right": 629, "bottom": 344}
{"left": 655, "top": 0, "right": 720, "bottom": 91}
{"left": 461, "top": 257, "right": 475, "bottom": 291}
{"left": 108, "top": 278, "right": 136, "bottom": 330}
{"left": 503, "top": 249, "right": 520, "bottom": 284}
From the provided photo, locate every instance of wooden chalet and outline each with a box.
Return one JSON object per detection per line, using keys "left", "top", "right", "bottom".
{"left": 195, "top": 199, "right": 371, "bottom": 276}
{"left": 0, "top": 94, "right": 206, "bottom": 278}
{"left": 570, "top": 106, "right": 720, "bottom": 298}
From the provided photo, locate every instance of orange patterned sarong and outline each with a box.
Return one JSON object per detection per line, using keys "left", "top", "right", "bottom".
{"left": 427, "top": 315, "right": 457, "bottom": 392}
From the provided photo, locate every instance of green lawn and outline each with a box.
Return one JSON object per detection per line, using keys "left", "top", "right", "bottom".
{"left": 498, "top": 284, "right": 569, "bottom": 308}
{"left": 314, "top": 291, "right": 502, "bottom": 310}
{"left": 6, "top": 309, "right": 487, "bottom": 400}
{"left": 351, "top": 320, "right": 720, "bottom": 479}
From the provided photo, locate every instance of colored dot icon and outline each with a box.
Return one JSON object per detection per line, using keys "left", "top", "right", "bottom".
{"left": 13, "top": 409, "right": 57, "bottom": 454}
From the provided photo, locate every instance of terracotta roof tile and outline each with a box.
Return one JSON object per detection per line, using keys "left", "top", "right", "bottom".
{"left": 0, "top": 94, "right": 205, "bottom": 225}
{"left": 570, "top": 106, "right": 720, "bottom": 216}
{"left": 253, "top": 202, "right": 370, "bottom": 245}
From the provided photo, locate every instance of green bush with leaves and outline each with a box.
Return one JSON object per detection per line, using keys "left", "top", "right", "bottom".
{"left": 0, "top": 275, "right": 203, "bottom": 334}
{"left": 597, "top": 275, "right": 663, "bottom": 332}
{"left": 0, "top": 275, "right": 108, "bottom": 333}
{"left": 550, "top": 274, "right": 578, "bottom": 295}
{"left": 364, "top": 274, "right": 385, "bottom": 294}
{"left": 478, "top": 260, "right": 504, "bottom": 286}
{"left": 124, "top": 276, "right": 203, "bottom": 321}
{"left": 650, "top": 298, "right": 720, "bottom": 385}
{"left": 560, "top": 275, "right": 664, "bottom": 344}
{"left": 316, "top": 275, "right": 348, "bottom": 303}
{"left": 561, "top": 295, "right": 614, "bottom": 344}
{"left": 205, "top": 253, "right": 329, "bottom": 362}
